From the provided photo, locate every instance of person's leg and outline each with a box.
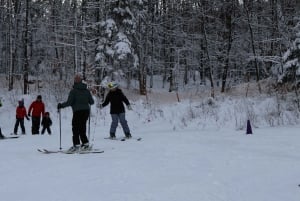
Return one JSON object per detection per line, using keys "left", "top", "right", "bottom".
{"left": 20, "top": 119, "right": 25, "bottom": 134}
{"left": 36, "top": 117, "right": 41, "bottom": 134}
{"left": 109, "top": 114, "right": 119, "bottom": 137}
{"left": 72, "top": 112, "right": 81, "bottom": 146}
{"left": 78, "top": 110, "right": 89, "bottom": 145}
{"left": 41, "top": 127, "right": 46, "bottom": 134}
{"left": 14, "top": 119, "right": 20, "bottom": 134}
{"left": 47, "top": 127, "right": 51, "bottom": 135}
{"left": 32, "top": 117, "right": 40, "bottom": 134}
{"left": 119, "top": 113, "right": 131, "bottom": 137}
{"left": 0, "top": 127, "right": 4, "bottom": 138}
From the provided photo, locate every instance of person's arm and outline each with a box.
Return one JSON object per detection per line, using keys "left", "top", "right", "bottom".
{"left": 61, "top": 90, "right": 75, "bottom": 108}
{"left": 42, "top": 102, "right": 45, "bottom": 116}
{"left": 28, "top": 102, "right": 34, "bottom": 116}
{"left": 88, "top": 91, "right": 94, "bottom": 105}
{"left": 121, "top": 91, "right": 130, "bottom": 106}
{"left": 24, "top": 107, "right": 30, "bottom": 120}
{"left": 101, "top": 93, "right": 110, "bottom": 108}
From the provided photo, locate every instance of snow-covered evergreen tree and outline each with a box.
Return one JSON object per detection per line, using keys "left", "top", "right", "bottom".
{"left": 95, "top": 0, "right": 146, "bottom": 85}
{"left": 277, "top": 17, "right": 300, "bottom": 85}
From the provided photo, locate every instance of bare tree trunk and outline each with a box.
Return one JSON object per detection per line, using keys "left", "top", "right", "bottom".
{"left": 200, "top": 2, "right": 215, "bottom": 98}
{"left": 221, "top": 2, "right": 234, "bottom": 93}
{"left": 7, "top": 0, "right": 15, "bottom": 91}
{"left": 23, "top": 0, "right": 30, "bottom": 94}
{"left": 244, "top": 3, "right": 262, "bottom": 93}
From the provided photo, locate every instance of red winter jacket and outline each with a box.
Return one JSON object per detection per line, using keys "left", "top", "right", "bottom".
{"left": 16, "top": 106, "right": 27, "bottom": 119}
{"left": 28, "top": 100, "right": 45, "bottom": 117}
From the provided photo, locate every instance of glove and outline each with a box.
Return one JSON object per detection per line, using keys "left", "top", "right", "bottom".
{"left": 57, "top": 103, "right": 62, "bottom": 110}
{"left": 127, "top": 105, "right": 132, "bottom": 110}
{"left": 26, "top": 116, "right": 30, "bottom": 121}
{"left": 27, "top": 113, "right": 31, "bottom": 117}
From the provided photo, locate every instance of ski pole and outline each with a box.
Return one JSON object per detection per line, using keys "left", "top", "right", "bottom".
{"left": 88, "top": 106, "right": 91, "bottom": 141}
{"left": 58, "top": 108, "right": 62, "bottom": 150}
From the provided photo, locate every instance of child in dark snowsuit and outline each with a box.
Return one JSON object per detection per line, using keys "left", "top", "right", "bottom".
{"left": 41, "top": 112, "right": 52, "bottom": 135}
{"left": 14, "top": 100, "right": 29, "bottom": 135}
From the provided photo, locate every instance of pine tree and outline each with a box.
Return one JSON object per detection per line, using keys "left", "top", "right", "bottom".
{"left": 95, "top": 0, "right": 146, "bottom": 86}
{"left": 278, "top": 17, "right": 300, "bottom": 85}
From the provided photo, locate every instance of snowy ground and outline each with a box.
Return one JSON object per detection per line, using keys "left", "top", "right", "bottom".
{"left": 1, "top": 91, "right": 300, "bottom": 201}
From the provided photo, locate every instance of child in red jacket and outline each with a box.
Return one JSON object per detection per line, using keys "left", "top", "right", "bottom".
{"left": 13, "top": 100, "right": 29, "bottom": 135}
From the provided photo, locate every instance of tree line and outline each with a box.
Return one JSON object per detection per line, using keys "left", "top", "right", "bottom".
{"left": 0, "top": 0, "right": 299, "bottom": 98}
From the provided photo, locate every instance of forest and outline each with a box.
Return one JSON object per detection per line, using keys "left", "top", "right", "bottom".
{"left": 0, "top": 0, "right": 300, "bottom": 98}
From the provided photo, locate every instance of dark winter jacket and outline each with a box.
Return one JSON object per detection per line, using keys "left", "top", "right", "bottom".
{"left": 61, "top": 82, "right": 94, "bottom": 112}
{"left": 102, "top": 88, "right": 130, "bottom": 114}
{"left": 41, "top": 117, "right": 52, "bottom": 128}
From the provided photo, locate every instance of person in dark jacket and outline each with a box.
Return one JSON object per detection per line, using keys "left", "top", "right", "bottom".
{"left": 28, "top": 95, "right": 45, "bottom": 135}
{"left": 0, "top": 128, "right": 4, "bottom": 139}
{"left": 0, "top": 99, "right": 4, "bottom": 139}
{"left": 57, "top": 74, "right": 94, "bottom": 152}
{"left": 13, "top": 100, "right": 29, "bottom": 135}
{"left": 41, "top": 112, "right": 52, "bottom": 135}
{"left": 101, "top": 81, "right": 132, "bottom": 139}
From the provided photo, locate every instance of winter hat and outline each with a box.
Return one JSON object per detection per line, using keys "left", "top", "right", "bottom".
{"left": 107, "top": 81, "right": 118, "bottom": 89}
{"left": 18, "top": 100, "right": 24, "bottom": 106}
{"left": 37, "top": 95, "right": 42, "bottom": 100}
{"left": 74, "top": 74, "right": 82, "bottom": 83}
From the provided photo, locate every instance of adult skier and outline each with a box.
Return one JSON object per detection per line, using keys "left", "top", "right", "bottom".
{"left": 57, "top": 74, "right": 94, "bottom": 152}
{"left": 28, "top": 95, "right": 45, "bottom": 134}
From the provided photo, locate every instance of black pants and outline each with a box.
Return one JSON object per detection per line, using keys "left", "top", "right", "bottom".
{"left": 14, "top": 118, "right": 25, "bottom": 134}
{"left": 0, "top": 127, "right": 4, "bottom": 138}
{"left": 41, "top": 126, "right": 51, "bottom": 134}
{"left": 72, "top": 110, "right": 89, "bottom": 146}
{"left": 31, "top": 116, "right": 41, "bottom": 134}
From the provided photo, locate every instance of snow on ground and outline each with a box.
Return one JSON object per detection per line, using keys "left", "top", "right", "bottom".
{"left": 1, "top": 88, "right": 300, "bottom": 201}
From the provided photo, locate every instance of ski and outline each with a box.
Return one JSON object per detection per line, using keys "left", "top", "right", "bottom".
{"left": 104, "top": 137, "right": 142, "bottom": 141}
{"left": 120, "top": 137, "right": 142, "bottom": 141}
{"left": 38, "top": 148, "right": 104, "bottom": 154}
{"left": 104, "top": 137, "right": 120, "bottom": 140}
{"left": 0, "top": 136, "right": 20, "bottom": 140}
{"left": 78, "top": 150, "right": 104, "bottom": 154}
{"left": 37, "top": 149, "right": 61, "bottom": 154}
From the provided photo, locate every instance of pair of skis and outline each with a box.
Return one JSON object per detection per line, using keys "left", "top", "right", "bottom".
{"left": 38, "top": 136, "right": 142, "bottom": 154}
{"left": 37, "top": 148, "right": 104, "bottom": 154}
